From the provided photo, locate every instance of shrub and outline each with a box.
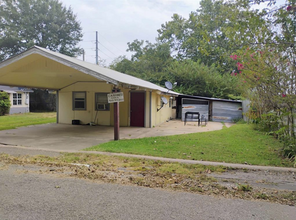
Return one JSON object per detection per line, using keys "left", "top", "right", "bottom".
{"left": 0, "top": 92, "right": 11, "bottom": 116}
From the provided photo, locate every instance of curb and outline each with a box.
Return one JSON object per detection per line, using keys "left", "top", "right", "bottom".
{"left": 1, "top": 144, "right": 295, "bottom": 172}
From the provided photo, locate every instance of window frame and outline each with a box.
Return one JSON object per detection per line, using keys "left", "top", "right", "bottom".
{"left": 95, "top": 93, "right": 110, "bottom": 111}
{"left": 72, "top": 91, "right": 87, "bottom": 110}
{"left": 13, "top": 93, "right": 22, "bottom": 105}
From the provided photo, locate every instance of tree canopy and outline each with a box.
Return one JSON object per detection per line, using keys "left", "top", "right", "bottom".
{"left": 0, "top": 0, "right": 83, "bottom": 61}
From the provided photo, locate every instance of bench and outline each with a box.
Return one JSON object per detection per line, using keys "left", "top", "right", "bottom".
{"left": 184, "top": 112, "right": 200, "bottom": 126}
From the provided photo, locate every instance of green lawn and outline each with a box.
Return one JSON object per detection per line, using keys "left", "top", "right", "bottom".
{"left": 0, "top": 112, "right": 56, "bottom": 131}
{"left": 85, "top": 124, "right": 293, "bottom": 167}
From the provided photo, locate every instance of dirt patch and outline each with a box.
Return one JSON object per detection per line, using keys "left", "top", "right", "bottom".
{"left": 0, "top": 153, "right": 295, "bottom": 206}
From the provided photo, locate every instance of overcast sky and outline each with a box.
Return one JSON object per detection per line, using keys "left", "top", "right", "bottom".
{"left": 58, "top": 0, "right": 201, "bottom": 65}
{"left": 59, "top": 0, "right": 287, "bottom": 66}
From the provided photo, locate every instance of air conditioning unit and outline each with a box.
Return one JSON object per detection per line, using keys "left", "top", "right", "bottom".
{"left": 97, "top": 103, "right": 106, "bottom": 110}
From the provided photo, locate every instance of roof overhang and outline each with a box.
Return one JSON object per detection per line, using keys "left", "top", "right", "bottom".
{"left": 0, "top": 46, "right": 179, "bottom": 96}
{"left": 0, "top": 47, "right": 118, "bottom": 90}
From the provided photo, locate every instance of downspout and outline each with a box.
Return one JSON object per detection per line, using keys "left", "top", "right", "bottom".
{"left": 149, "top": 91, "right": 152, "bottom": 128}
{"left": 56, "top": 90, "right": 59, "bottom": 124}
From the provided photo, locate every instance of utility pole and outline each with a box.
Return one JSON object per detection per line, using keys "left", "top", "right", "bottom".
{"left": 96, "top": 31, "right": 99, "bottom": 65}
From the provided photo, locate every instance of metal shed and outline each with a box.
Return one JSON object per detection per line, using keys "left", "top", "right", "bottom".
{"left": 176, "top": 95, "right": 242, "bottom": 123}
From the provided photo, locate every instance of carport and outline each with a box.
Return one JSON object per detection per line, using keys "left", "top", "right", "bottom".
{"left": 0, "top": 46, "right": 177, "bottom": 138}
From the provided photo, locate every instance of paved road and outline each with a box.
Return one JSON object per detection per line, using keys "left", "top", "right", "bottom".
{"left": 0, "top": 164, "right": 295, "bottom": 220}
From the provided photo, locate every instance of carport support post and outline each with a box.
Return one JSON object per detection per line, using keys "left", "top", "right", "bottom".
{"left": 114, "top": 96, "right": 120, "bottom": 141}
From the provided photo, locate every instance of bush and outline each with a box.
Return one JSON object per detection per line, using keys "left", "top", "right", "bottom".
{"left": 0, "top": 92, "right": 11, "bottom": 116}
{"left": 251, "top": 112, "right": 296, "bottom": 163}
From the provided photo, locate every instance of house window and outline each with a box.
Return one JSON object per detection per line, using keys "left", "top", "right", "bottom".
{"left": 73, "top": 92, "right": 86, "bottom": 110}
{"left": 13, "top": 93, "right": 22, "bottom": 105}
{"left": 95, "top": 93, "right": 110, "bottom": 111}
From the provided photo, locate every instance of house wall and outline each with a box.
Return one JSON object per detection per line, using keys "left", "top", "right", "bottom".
{"left": 150, "top": 92, "right": 175, "bottom": 127}
{"left": 110, "top": 87, "right": 130, "bottom": 127}
{"left": 58, "top": 82, "right": 114, "bottom": 125}
{"left": 58, "top": 82, "right": 175, "bottom": 127}
{"left": 8, "top": 92, "right": 30, "bottom": 114}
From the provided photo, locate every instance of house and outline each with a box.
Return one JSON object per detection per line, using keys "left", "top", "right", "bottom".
{"left": 0, "top": 46, "right": 177, "bottom": 127}
{"left": 0, "top": 85, "right": 33, "bottom": 114}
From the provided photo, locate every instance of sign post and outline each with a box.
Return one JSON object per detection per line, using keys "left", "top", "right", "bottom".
{"left": 107, "top": 91, "right": 124, "bottom": 141}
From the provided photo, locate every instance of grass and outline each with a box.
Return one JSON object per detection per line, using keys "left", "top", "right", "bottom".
{"left": 1, "top": 153, "right": 295, "bottom": 206}
{"left": 0, "top": 112, "right": 56, "bottom": 131}
{"left": 85, "top": 124, "right": 293, "bottom": 167}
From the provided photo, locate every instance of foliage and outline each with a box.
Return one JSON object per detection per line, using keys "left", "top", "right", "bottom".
{"left": 0, "top": 0, "right": 83, "bottom": 61}
{"left": 0, "top": 112, "right": 56, "bottom": 130}
{"left": 0, "top": 92, "right": 11, "bottom": 116}
{"left": 157, "top": 0, "right": 271, "bottom": 74}
{"left": 111, "top": 0, "right": 276, "bottom": 99}
{"left": 85, "top": 124, "right": 293, "bottom": 167}
{"left": 234, "top": 0, "right": 296, "bottom": 161}
{"left": 30, "top": 89, "right": 56, "bottom": 112}
{"left": 165, "top": 60, "right": 243, "bottom": 99}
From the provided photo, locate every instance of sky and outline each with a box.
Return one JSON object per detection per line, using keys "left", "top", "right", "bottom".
{"left": 58, "top": 0, "right": 201, "bottom": 65}
{"left": 58, "top": 0, "right": 288, "bottom": 66}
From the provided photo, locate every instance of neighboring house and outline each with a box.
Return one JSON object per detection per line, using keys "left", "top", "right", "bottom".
{"left": 0, "top": 85, "right": 33, "bottom": 114}
{"left": 0, "top": 46, "right": 177, "bottom": 127}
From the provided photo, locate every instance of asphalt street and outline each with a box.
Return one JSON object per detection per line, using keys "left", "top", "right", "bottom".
{"left": 0, "top": 164, "right": 295, "bottom": 220}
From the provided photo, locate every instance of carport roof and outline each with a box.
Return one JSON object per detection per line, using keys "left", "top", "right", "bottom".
{"left": 0, "top": 45, "right": 178, "bottom": 95}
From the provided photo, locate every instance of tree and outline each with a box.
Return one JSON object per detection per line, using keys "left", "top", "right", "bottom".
{"left": 0, "top": 0, "right": 83, "bottom": 61}
{"left": 157, "top": 0, "right": 273, "bottom": 74}
{"left": 233, "top": 1, "right": 296, "bottom": 160}
{"left": 111, "top": 40, "right": 173, "bottom": 86}
{"left": 0, "top": 92, "right": 10, "bottom": 116}
{"left": 165, "top": 60, "right": 243, "bottom": 99}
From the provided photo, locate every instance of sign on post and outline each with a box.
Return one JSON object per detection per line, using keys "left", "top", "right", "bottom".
{"left": 107, "top": 92, "right": 124, "bottom": 103}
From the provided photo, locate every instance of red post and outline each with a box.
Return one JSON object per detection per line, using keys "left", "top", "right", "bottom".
{"left": 114, "top": 95, "right": 120, "bottom": 141}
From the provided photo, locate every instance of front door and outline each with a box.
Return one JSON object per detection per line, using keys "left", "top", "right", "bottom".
{"left": 130, "top": 92, "right": 145, "bottom": 127}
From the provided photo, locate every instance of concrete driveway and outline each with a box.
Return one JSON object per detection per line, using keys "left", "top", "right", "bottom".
{"left": 0, "top": 120, "right": 230, "bottom": 151}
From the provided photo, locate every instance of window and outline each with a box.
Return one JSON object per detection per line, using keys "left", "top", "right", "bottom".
{"left": 95, "top": 93, "right": 110, "bottom": 111}
{"left": 73, "top": 92, "right": 86, "bottom": 110}
{"left": 13, "top": 93, "right": 22, "bottom": 105}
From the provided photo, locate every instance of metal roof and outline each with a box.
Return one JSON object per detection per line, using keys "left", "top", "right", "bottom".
{"left": 0, "top": 46, "right": 178, "bottom": 95}
{"left": 178, "top": 94, "right": 242, "bottom": 103}
{"left": 0, "top": 85, "right": 33, "bottom": 93}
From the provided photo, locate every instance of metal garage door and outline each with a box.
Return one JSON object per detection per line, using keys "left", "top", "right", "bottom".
{"left": 212, "top": 101, "right": 242, "bottom": 122}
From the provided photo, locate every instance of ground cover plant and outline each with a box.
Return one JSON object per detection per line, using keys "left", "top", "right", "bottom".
{"left": 85, "top": 124, "right": 293, "bottom": 167}
{"left": 0, "top": 153, "right": 294, "bottom": 206}
{"left": 0, "top": 112, "right": 56, "bottom": 131}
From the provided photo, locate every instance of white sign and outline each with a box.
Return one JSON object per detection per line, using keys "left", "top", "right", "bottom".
{"left": 107, "top": 92, "right": 124, "bottom": 103}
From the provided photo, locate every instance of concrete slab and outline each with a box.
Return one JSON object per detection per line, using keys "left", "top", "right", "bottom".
{"left": 0, "top": 120, "right": 231, "bottom": 151}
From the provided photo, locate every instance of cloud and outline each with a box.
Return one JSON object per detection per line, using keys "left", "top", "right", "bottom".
{"left": 59, "top": 0, "right": 201, "bottom": 64}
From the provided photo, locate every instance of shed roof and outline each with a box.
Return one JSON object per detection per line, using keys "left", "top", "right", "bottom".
{"left": 178, "top": 94, "right": 242, "bottom": 103}
{"left": 0, "top": 46, "right": 178, "bottom": 95}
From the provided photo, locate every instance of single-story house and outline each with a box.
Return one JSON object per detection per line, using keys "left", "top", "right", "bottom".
{"left": 0, "top": 46, "right": 177, "bottom": 127}
{"left": 0, "top": 85, "right": 33, "bottom": 114}
{"left": 176, "top": 94, "right": 242, "bottom": 123}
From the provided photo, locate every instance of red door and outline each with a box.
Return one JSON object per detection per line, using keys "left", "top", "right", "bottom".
{"left": 130, "top": 92, "right": 145, "bottom": 127}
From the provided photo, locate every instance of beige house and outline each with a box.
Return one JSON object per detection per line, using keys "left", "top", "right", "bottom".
{"left": 0, "top": 85, "right": 33, "bottom": 114}
{"left": 0, "top": 46, "right": 177, "bottom": 127}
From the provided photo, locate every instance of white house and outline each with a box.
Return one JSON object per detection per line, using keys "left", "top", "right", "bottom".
{"left": 0, "top": 85, "right": 33, "bottom": 114}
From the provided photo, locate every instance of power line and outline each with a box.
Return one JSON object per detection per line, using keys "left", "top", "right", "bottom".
{"left": 99, "top": 42, "right": 118, "bottom": 57}
{"left": 99, "top": 49, "right": 114, "bottom": 60}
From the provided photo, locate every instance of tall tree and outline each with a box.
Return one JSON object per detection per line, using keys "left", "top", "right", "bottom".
{"left": 157, "top": 0, "right": 273, "bottom": 74}
{"left": 0, "top": 0, "right": 83, "bottom": 61}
